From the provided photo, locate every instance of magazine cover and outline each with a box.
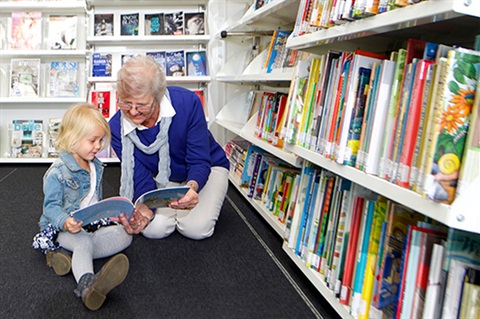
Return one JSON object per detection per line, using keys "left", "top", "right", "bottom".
{"left": 48, "top": 61, "right": 79, "bottom": 97}
{"left": 146, "top": 51, "right": 166, "bottom": 72}
{"left": 10, "top": 58, "right": 40, "bottom": 97}
{"left": 120, "top": 13, "right": 139, "bottom": 36}
{"left": 94, "top": 13, "right": 113, "bottom": 36}
{"left": 186, "top": 50, "right": 207, "bottom": 76}
{"left": 9, "top": 119, "right": 45, "bottom": 158}
{"left": 166, "top": 50, "right": 185, "bottom": 76}
{"left": 164, "top": 11, "right": 184, "bottom": 35}
{"left": 144, "top": 13, "right": 164, "bottom": 35}
{"left": 71, "top": 186, "right": 190, "bottom": 225}
{"left": 184, "top": 12, "right": 205, "bottom": 35}
{"left": 47, "top": 117, "right": 61, "bottom": 157}
{"left": 48, "top": 15, "right": 77, "bottom": 50}
{"left": 91, "top": 90, "right": 111, "bottom": 119}
{"left": 91, "top": 52, "right": 112, "bottom": 77}
{"left": 10, "top": 11, "right": 42, "bottom": 49}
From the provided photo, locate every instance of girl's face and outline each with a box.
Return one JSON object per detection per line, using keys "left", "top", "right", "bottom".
{"left": 72, "top": 125, "right": 106, "bottom": 166}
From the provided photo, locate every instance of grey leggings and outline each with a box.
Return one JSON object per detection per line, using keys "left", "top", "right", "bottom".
{"left": 57, "top": 225, "right": 132, "bottom": 282}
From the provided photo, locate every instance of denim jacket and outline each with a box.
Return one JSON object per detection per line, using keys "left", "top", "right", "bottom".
{"left": 39, "top": 152, "right": 104, "bottom": 231}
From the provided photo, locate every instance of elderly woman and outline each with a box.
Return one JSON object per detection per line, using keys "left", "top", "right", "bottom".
{"left": 109, "top": 55, "right": 229, "bottom": 240}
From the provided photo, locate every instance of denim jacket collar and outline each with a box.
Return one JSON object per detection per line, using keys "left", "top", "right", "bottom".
{"left": 58, "top": 152, "right": 104, "bottom": 172}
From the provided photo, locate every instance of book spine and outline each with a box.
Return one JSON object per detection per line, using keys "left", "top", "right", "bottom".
{"left": 350, "top": 199, "right": 375, "bottom": 317}
{"left": 339, "top": 195, "right": 365, "bottom": 305}
{"left": 378, "top": 49, "right": 407, "bottom": 178}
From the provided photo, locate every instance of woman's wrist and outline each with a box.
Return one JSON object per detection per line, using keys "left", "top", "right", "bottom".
{"left": 186, "top": 180, "right": 198, "bottom": 192}
{"left": 140, "top": 211, "right": 155, "bottom": 225}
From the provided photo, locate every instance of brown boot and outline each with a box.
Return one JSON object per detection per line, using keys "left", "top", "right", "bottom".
{"left": 46, "top": 249, "right": 72, "bottom": 276}
{"left": 74, "top": 253, "right": 129, "bottom": 311}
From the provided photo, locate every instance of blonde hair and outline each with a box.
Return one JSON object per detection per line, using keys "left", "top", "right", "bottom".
{"left": 55, "top": 103, "right": 111, "bottom": 153}
{"left": 116, "top": 55, "right": 167, "bottom": 104}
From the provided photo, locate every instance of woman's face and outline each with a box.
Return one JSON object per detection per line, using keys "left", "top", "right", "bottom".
{"left": 118, "top": 96, "right": 158, "bottom": 128}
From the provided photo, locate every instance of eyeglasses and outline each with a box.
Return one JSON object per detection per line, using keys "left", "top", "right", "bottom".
{"left": 117, "top": 100, "right": 155, "bottom": 112}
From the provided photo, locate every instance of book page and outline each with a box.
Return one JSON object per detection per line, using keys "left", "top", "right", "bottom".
{"left": 135, "top": 186, "right": 190, "bottom": 209}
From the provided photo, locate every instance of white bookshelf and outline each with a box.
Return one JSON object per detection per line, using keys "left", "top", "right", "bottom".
{"left": 213, "top": 0, "right": 480, "bottom": 318}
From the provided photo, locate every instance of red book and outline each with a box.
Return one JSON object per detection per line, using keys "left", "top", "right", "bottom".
{"left": 91, "top": 90, "right": 111, "bottom": 119}
{"left": 395, "top": 225, "right": 446, "bottom": 319}
{"left": 396, "top": 59, "right": 434, "bottom": 187}
{"left": 339, "top": 195, "right": 365, "bottom": 305}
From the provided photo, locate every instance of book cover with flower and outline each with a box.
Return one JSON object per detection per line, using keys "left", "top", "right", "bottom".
{"left": 423, "top": 48, "right": 480, "bottom": 204}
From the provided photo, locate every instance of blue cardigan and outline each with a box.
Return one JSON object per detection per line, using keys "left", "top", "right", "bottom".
{"left": 109, "top": 86, "right": 229, "bottom": 201}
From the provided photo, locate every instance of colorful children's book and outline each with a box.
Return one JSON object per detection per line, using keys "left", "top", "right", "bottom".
{"left": 423, "top": 48, "right": 480, "bottom": 204}
{"left": 334, "top": 50, "right": 387, "bottom": 165}
{"left": 358, "top": 197, "right": 388, "bottom": 319}
{"left": 396, "top": 59, "right": 435, "bottom": 187}
{"left": 370, "top": 203, "right": 424, "bottom": 312}
{"left": 339, "top": 194, "right": 365, "bottom": 305}
{"left": 456, "top": 78, "right": 480, "bottom": 198}
{"left": 71, "top": 186, "right": 191, "bottom": 225}
{"left": 359, "top": 60, "right": 396, "bottom": 175}
{"left": 264, "top": 30, "right": 291, "bottom": 73}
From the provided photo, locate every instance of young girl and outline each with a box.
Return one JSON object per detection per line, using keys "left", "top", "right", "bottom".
{"left": 32, "top": 103, "right": 134, "bottom": 311}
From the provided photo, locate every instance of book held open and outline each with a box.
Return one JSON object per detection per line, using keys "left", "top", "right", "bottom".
{"left": 71, "top": 186, "right": 191, "bottom": 225}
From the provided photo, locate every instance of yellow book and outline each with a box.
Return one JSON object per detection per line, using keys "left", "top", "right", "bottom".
{"left": 297, "top": 55, "right": 323, "bottom": 147}
{"left": 415, "top": 57, "right": 448, "bottom": 196}
{"left": 358, "top": 197, "right": 387, "bottom": 319}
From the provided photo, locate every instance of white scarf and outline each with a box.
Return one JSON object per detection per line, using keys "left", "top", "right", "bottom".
{"left": 119, "top": 98, "right": 172, "bottom": 200}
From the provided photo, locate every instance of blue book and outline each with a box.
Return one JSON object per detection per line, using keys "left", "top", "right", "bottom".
{"left": 71, "top": 186, "right": 190, "bottom": 225}
{"left": 92, "top": 53, "right": 112, "bottom": 77}
{"left": 120, "top": 13, "right": 139, "bottom": 36}
{"left": 166, "top": 50, "right": 185, "bottom": 76}
{"left": 294, "top": 166, "right": 316, "bottom": 255}
{"left": 186, "top": 50, "right": 207, "bottom": 76}
{"left": 350, "top": 199, "right": 375, "bottom": 317}
{"left": 146, "top": 51, "right": 166, "bottom": 72}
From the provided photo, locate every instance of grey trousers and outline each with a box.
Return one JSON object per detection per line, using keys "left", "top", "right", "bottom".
{"left": 57, "top": 225, "right": 132, "bottom": 282}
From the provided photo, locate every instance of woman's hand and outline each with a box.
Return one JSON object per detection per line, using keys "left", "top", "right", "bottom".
{"left": 63, "top": 217, "right": 83, "bottom": 233}
{"left": 110, "top": 207, "right": 152, "bottom": 235}
{"left": 169, "top": 186, "right": 199, "bottom": 210}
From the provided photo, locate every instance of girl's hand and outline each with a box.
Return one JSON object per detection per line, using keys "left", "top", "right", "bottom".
{"left": 63, "top": 217, "right": 83, "bottom": 233}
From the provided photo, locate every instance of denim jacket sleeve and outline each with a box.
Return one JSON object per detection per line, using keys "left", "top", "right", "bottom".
{"left": 42, "top": 167, "right": 71, "bottom": 231}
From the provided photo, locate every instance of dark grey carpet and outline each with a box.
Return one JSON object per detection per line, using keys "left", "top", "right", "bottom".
{"left": 0, "top": 164, "right": 340, "bottom": 319}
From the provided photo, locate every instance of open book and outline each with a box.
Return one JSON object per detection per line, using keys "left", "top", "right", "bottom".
{"left": 71, "top": 186, "right": 191, "bottom": 225}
